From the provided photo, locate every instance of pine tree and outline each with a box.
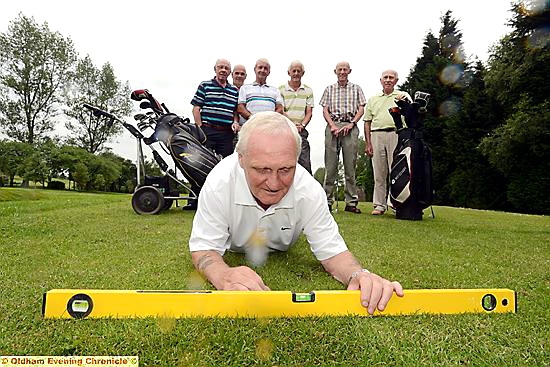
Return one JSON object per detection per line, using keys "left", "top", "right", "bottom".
{"left": 481, "top": 0, "right": 550, "bottom": 214}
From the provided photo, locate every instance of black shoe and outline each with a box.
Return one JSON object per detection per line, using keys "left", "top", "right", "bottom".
{"left": 344, "top": 205, "right": 361, "bottom": 214}
{"left": 182, "top": 204, "right": 197, "bottom": 211}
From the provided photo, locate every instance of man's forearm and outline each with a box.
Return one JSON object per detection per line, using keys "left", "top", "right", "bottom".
{"left": 364, "top": 120, "right": 372, "bottom": 144}
{"left": 191, "top": 250, "right": 230, "bottom": 289}
{"left": 237, "top": 104, "right": 251, "bottom": 120}
{"left": 320, "top": 250, "right": 363, "bottom": 285}
{"left": 351, "top": 106, "right": 364, "bottom": 124}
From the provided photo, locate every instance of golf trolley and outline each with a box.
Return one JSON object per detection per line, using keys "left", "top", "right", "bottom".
{"left": 83, "top": 89, "right": 220, "bottom": 215}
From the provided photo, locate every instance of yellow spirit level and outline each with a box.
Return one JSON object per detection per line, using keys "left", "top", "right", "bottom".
{"left": 42, "top": 288, "right": 516, "bottom": 319}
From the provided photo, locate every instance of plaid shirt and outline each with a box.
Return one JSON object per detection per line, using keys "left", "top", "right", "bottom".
{"left": 319, "top": 82, "right": 366, "bottom": 122}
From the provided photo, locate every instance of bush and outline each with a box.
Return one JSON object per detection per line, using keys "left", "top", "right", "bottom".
{"left": 47, "top": 180, "right": 65, "bottom": 190}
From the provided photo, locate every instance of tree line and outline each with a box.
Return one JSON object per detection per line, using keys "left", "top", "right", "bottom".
{"left": 1, "top": 3, "right": 549, "bottom": 214}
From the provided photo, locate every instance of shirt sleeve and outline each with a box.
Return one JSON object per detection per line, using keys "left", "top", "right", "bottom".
{"left": 306, "top": 88, "right": 314, "bottom": 107}
{"left": 319, "top": 87, "right": 329, "bottom": 107}
{"left": 238, "top": 85, "right": 247, "bottom": 104}
{"left": 188, "top": 179, "right": 231, "bottom": 255}
{"left": 301, "top": 181, "right": 348, "bottom": 261}
{"left": 190, "top": 82, "right": 206, "bottom": 107}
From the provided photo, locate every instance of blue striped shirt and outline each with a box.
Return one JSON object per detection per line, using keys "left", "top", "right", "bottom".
{"left": 191, "top": 78, "right": 239, "bottom": 125}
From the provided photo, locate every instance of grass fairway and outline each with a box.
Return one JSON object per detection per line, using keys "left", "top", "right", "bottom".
{"left": 0, "top": 188, "right": 548, "bottom": 366}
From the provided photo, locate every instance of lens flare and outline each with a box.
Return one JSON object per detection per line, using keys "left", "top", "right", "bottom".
{"left": 255, "top": 338, "right": 274, "bottom": 360}
{"left": 186, "top": 270, "right": 207, "bottom": 289}
{"left": 526, "top": 26, "right": 550, "bottom": 50}
{"left": 156, "top": 315, "right": 176, "bottom": 333}
{"left": 438, "top": 99, "right": 461, "bottom": 116}
{"left": 439, "top": 64, "right": 464, "bottom": 86}
{"left": 245, "top": 228, "right": 268, "bottom": 267}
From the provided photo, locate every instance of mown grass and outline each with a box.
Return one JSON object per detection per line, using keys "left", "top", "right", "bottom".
{"left": 0, "top": 187, "right": 548, "bottom": 366}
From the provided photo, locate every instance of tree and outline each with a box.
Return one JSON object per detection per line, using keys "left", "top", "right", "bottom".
{"left": 72, "top": 162, "right": 89, "bottom": 191}
{"left": 444, "top": 61, "right": 507, "bottom": 209}
{"left": 0, "top": 140, "right": 33, "bottom": 186}
{"left": 64, "top": 55, "right": 132, "bottom": 154}
{"left": 481, "top": 0, "right": 550, "bottom": 214}
{"left": 0, "top": 13, "right": 77, "bottom": 144}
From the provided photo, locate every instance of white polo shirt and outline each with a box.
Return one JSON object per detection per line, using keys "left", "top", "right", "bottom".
{"left": 238, "top": 82, "right": 284, "bottom": 115}
{"left": 188, "top": 153, "right": 348, "bottom": 261}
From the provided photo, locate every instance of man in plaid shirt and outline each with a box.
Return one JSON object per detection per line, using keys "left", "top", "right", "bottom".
{"left": 320, "top": 61, "right": 366, "bottom": 214}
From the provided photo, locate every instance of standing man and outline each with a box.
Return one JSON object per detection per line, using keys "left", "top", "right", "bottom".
{"left": 188, "top": 111, "right": 403, "bottom": 315}
{"left": 237, "top": 58, "right": 284, "bottom": 125}
{"left": 187, "top": 59, "right": 239, "bottom": 210}
{"left": 279, "top": 61, "right": 314, "bottom": 174}
{"left": 364, "top": 70, "right": 411, "bottom": 215}
{"left": 191, "top": 58, "right": 239, "bottom": 158}
{"left": 320, "top": 61, "right": 366, "bottom": 214}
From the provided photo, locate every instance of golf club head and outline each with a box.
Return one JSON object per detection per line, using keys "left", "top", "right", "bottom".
{"left": 133, "top": 113, "right": 147, "bottom": 121}
{"left": 140, "top": 101, "right": 152, "bottom": 110}
{"left": 130, "top": 89, "right": 150, "bottom": 101}
{"left": 414, "top": 91, "right": 430, "bottom": 113}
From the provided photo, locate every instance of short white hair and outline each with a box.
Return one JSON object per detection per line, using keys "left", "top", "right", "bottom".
{"left": 236, "top": 112, "right": 301, "bottom": 160}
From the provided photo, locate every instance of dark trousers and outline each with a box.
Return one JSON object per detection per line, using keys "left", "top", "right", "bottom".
{"left": 202, "top": 125, "right": 235, "bottom": 158}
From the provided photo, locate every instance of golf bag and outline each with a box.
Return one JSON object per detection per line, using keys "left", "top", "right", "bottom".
{"left": 144, "top": 112, "right": 220, "bottom": 190}
{"left": 389, "top": 92, "right": 434, "bottom": 220}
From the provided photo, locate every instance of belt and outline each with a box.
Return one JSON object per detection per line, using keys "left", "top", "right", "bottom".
{"left": 372, "top": 127, "right": 395, "bottom": 132}
{"left": 202, "top": 122, "right": 233, "bottom": 132}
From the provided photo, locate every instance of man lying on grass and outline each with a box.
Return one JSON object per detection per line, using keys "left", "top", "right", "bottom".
{"left": 189, "top": 111, "right": 403, "bottom": 314}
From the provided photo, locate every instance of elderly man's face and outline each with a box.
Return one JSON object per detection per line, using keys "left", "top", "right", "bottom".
{"left": 239, "top": 131, "right": 297, "bottom": 209}
{"left": 232, "top": 66, "right": 246, "bottom": 87}
{"left": 254, "top": 61, "right": 270, "bottom": 80}
{"left": 215, "top": 60, "right": 231, "bottom": 83}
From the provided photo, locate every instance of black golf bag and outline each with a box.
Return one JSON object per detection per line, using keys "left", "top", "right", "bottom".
{"left": 145, "top": 112, "right": 220, "bottom": 190}
{"left": 389, "top": 92, "right": 434, "bottom": 220}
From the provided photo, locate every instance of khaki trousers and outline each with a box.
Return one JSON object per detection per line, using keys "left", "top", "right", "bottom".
{"left": 371, "top": 130, "right": 398, "bottom": 211}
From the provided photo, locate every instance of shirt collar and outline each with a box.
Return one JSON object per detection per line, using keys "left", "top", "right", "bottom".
{"left": 284, "top": 83, "right": 305, "bottom": 92}
{"left": 252, "top": 81, "right": 272, "bottom": 88}
{"left": 212, "top": 77, "right": 233, "bottom": 88}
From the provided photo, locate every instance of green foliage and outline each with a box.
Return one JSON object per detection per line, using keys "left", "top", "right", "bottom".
{"left": 481, "top": 1, "right": 550, "bottom": 214}
{"left": 0, "top": 139, "right": 33, "bottom": 186}
{"left": 0, "top": 13, "right": 77, "bottom": 144}
{"left": 0, "top": 189, "right": 548, "bottom": 365}
{"left": 72, "top": 162, "right": 89, "bottom": 190}
{"left": 480, "top": 97, "right": 550, "bottom": 213}
{"left": 64, "top": 55, "right": 132, "bottom": 154}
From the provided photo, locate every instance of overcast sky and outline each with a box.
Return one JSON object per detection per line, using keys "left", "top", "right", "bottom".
{"left": 1, "top": 0, "right": 514, "bottom": 171}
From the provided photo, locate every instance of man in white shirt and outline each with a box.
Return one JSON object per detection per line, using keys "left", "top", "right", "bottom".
{"left": 189, "top": 111, "right": 403, "bottom": 314}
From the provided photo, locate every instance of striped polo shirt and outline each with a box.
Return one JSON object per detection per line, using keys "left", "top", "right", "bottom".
{"left": 191, "top": 78, "right": 239, "bottom": 126}
{"left": 238, "top": 82, "right": 283, "bottom": 115}
{"left": 279, "top": 83, "right": 314, "bottom": 124}
{"left": 319, "top": 82, "right": 366, "bottom": 122}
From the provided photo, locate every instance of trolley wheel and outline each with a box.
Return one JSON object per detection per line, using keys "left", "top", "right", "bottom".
{"left": 162, "top": 198, "right": 173, "bottom": 211}
{"left": 132, "top": 186, "right": 165, "bottom": 215}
